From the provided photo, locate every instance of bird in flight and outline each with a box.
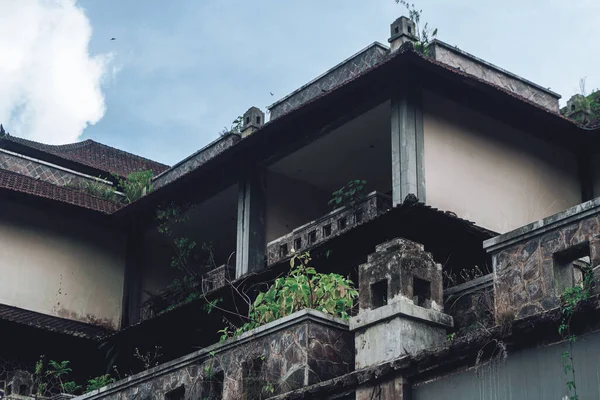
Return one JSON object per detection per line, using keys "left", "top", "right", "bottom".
{"left": 270, "top": 92, "right": 274, "bottom": 96}
{"left": 110, "top": 37, "right": 116, "bottom": 41}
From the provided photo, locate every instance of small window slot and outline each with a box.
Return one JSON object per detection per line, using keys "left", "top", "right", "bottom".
{"left": 371, "top": 280, "right": 388, "bottom": 309}
{"left": 413, "top": 277, "right": 431, "bottom": 308}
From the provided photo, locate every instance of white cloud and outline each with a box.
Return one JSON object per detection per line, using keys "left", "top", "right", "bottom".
{"left": 0, "top": 0, "right": 113, "bottom": 144}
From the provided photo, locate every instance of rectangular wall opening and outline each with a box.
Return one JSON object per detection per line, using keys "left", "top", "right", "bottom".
{"left": 243, "top": 357, "right": 265, "bottom": 400}
{"left": 553, "top": 242, "right": 591, "bottom": 294}
{"left": 165, "top": 385, "right": 185, "bottom": 400}
{"left": 201, "top": 370, "right": 224, "bottom": 400}
{"left": 371, "top": 279, "right": 388, "bottom": 309}
{"left": 323, "top": 224, "right": 332, "bottom": 237}
{"left": 308, "top": 230, "right": 317, "bottom": 245}
{"left": 413, "top": 277, "right": 431, "bottom": 308}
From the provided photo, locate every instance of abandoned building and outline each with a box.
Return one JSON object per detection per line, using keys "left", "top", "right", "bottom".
{"left": 2, "top": 14, "right": 600, "bottom": 400}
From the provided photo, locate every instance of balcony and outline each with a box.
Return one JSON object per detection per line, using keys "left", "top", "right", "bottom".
{"left": 266, "top": 191, "right": 392, "bottom": 265}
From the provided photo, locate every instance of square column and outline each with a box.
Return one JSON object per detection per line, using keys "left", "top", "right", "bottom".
{"left": 391, "top": 89, "right": 425, "bottom": 206}
{"left": 236, "top": 170, "right": 266, "bottom": 278}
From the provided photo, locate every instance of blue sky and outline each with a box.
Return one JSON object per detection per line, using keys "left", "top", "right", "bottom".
{"left": 1, "top": 0, "right": 599, "bottom": 166}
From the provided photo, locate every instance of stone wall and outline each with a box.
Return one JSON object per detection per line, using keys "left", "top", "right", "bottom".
{"left": 443, "top": 274, "right": 494, "bottom": 331}
{"left": 268, "top": 43, "right": 389, "bottom": 120}
{"left": 266, "top": 191, "right": 391, "bottom": 266}
{"left": 485, "top": 198, "right": 600, "bottom": 320}
{"left": 153, "top": 134, "right": 240, "bottom": 189}
{"left": 430, "top": 40, "right": 560, "bottom": 112}
{"left": 77, "top": 310, "right": 353, "bottom": 400}
{"left": 0, "top": 149, "right": 110, "bottom": 188}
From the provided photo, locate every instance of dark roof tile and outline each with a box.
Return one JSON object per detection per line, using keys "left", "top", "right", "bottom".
{"left": 0, "top": 168, "right": 122, "bottom": 214}
{"left": 6, "top": 137, "right": 169, "bottom": 178}
{"left": 0, "top": 303, "right": 112, "bottom": 340}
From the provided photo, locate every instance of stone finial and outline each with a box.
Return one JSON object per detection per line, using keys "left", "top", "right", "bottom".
{"left": 388, "top": 16, "right": 418, "bottom": 52}
{"left": 358, "top": 238, "right": 443, "bottom": 312}
{"left": 350, "top": 238, "right": 452, "bottom": 369}
{"left": 564, "top": 94, "right": 593, "bottom": 124}
{"left": 241, "top": 107, "right": 265, "bottom": 138}
{"left": 5, "top": 370, "right": 34, "bottom": 397}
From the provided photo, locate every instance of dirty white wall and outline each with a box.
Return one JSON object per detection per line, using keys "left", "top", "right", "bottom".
{"left": 423, "top": 91, "right": 581, "bottom": 233}
{"left": 0, "top": 199, "right": 126, "bottom": 329}
{"left": 265, "top": 171, "right": 330, "bottom": 243}
{"left": 590, "top": 152, "right": 600, "bottom": 199}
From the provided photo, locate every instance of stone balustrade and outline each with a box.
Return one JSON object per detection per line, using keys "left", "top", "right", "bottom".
{"left": 266, "top": 191, "right": 392, "bottom": 266}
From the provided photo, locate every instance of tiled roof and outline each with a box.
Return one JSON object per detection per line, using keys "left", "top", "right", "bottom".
{"left": 6, "top": 136, "right": 169, "bottom": 178}
{"left": 0, "top": 303, "right": 112, "bottom": 340}
{"left": 0, "top": 168, "right": 122, "bottom": 214}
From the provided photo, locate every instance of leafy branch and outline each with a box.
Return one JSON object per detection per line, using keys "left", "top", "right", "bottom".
{"left": 395, "top": 1, "right": 438, "bottom": 55}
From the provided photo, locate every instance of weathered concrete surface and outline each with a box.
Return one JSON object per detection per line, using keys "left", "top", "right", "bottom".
{"left": 485, "top": 199, "right": 600, "bottom": 320}
{"left": 352, "top": 306, "right": 449, "bottom": 368}
{"left": 351, "top": 238, "right": 451, "bottom": 369}
{"left": 76, "top": 310, "right": 353, "bottom": 400}
{"left": 153, "top": 134, "right": 240, "bottom": 189}
{"left": 444, "top": 274, "right": 494, "bottom": 331}
{"left": 266, "top": 191, "right": 391, "bottom": 266}
{"left": 268, "top": 43, "right": 389, "bottom": 120}
{"left": 358, "top": 238, "right": 443, "bottom": 312}
{"left": 430, "top": 40, "right": 560, "bottom": 112}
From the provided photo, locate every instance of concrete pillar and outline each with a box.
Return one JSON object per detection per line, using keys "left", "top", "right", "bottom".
{"left": 350, "top": 238, "right": 452, "bottom": 369}
{"left": 236, "top": 170, "right": 266, "bottom": 278}
{"left": 391, "top": 89, "right": 425, "bottom": 206}
{"left": 121, "top": 232, "right": 142, "bottom": 327}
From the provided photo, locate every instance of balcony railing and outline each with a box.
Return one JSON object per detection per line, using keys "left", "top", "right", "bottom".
{"left": 266, "top": 191, "right": 392, "bottom": 265}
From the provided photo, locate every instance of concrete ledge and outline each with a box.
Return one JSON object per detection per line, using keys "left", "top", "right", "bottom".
{"left": 430, "top": 39, "right": 560, "bottom": 112}
{"left": 349, "top": 300, "right": 453, "bottom": 331}
{"left": 76, "top": 309, "right": 347, "bottom": 399}
{"left": 483, "top": 198, "right": 600, "bottom": 253}
{"left": 153, "top": 133, "right": 240, "bottom": 189}
{"left": 443, "top": 274, "right": 493, "bottom": 297}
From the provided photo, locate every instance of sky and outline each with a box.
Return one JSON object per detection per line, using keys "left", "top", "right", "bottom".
{"left": 0, "top": 0, "right": 599, "bottom": 166}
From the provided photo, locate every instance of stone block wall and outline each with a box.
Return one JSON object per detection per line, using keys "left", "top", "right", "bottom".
{"left": 78, "top": 310, "right": 353, "bottom": 400}
{"left": 153, "top": 134, "right": 240, "bottom": 189}
{"left": 268, "top": 43, "right": 389, "bottom": 120}
{"left": 430, "top": 40, "right": 560, "bottom": 112}
{"left": 485, "top": 199, "right": 600, "bottom": 320}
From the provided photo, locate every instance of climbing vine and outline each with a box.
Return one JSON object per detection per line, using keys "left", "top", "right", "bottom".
{"left": 558, "top": 265, "right": 595, "bottom": 400}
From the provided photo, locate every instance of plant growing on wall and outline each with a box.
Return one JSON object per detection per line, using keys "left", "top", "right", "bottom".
{"left": 395, "top": 1, "right": 438, "bottom": 55}
{"left": 558, "top": 264, "right": 595, "bottom": 400}
{"left": 133, "top": 346, "right": 163, "bottom": 370}
{"left": 218, "top": 251, "right": 358, "bottom": 341}
{"left": 152, "top": 203, "right": 223, "bottom": 314}
{"left": 328, "top": 180, "right": 367, "bottom": 209}
{"left": 219, "top": 116, "right": 244, "bottom": 136}
{"left": 116, "top": 169, "right": 154, "bottom": 203}
{"left": 85, "top": 374, "right": 115, "bottom": 393}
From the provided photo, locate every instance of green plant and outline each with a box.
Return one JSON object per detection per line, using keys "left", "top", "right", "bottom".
{"left": 61, "top": 381, "right": 82, "bottom": 394}
{"left": 219, "top": 251, "right": 358, "bottom": 340}
{"left": 81, "top": 179, "right": 116, "bottom": 200}
{"left": 133, "top": 346, "right": 163, "bottom": 370}
{"left": 395, "top": 1, "right": 438, "bottom": 55}
{"left": 220, "top": 116, "right": 244, "bottom": 136}
{"left": 46, "top": 360, "right": 73, "bottom": 390}
{"left": 328, "top": 180, "right": 367, "bottom": 209}
{"left": 558, "top": 265, "right": 595, "bottom": 400}
{"left": 85, "top": 374, "right": 115, "bottom": 393}
{"left": 117, "top": 169, "right": 154, "bottom": 203}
